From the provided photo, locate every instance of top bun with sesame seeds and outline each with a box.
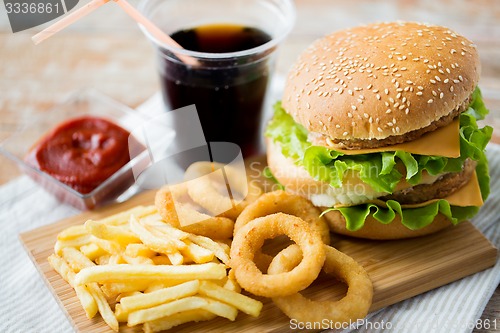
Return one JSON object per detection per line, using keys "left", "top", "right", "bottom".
{"left": 265, "top": 21, "right": 491, "bottom": 240}
{"left": 282, "top": 21, "right": 480, "bottom": 149}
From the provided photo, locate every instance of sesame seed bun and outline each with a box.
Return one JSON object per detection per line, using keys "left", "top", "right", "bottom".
{"left": 282, "top": 21, "right": 480, "bottom": 148}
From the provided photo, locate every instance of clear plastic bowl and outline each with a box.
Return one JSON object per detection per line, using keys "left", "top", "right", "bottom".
{"left": 0, "top": 89, "right": 149, "bottom": 210}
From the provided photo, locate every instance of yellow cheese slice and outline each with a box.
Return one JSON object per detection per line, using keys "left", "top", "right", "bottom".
{"left": 335, "top": 119, "right": 460, "bottom": 158}
{"left": 440, "top": 170, "right": 483, "bottom": 207}
{"left": 335, "top": 171, "right": 483, "bottom": 209}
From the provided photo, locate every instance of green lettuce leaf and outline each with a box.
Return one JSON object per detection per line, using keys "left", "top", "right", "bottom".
{"left": 325, "top": 148, "right": 489, "bottom": 231}
{"left": 265, "top": 102, "right": 310, "bottom": 162}
{"left": 265, "top": 87, "right": 492, "bottom": 230}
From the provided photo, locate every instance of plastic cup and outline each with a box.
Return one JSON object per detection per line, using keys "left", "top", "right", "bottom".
{"left": 138, "top": 0, "right": 295, "bottom": 156}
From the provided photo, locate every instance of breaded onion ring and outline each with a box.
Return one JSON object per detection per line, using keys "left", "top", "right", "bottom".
{"left": 154, "top": 184, "right": 234, "bottom": 240}
{"left": 185, "top": 162, "right": 262, "bottom": 220}
{"left": 230, "top": 213, "right": 326, "bottom": 297}
{"left": 234, "top": 190, "right": 330, "bottom": 244}
{"left": 268, "top": 244, "right": 373, "bottom": 324}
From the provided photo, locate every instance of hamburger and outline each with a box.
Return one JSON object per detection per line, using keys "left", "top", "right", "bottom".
{"left": 265, "top": 21, "right": 492, "bottom": 239}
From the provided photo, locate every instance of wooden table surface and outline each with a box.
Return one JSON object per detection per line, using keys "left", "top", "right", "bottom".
{"left": 0, "top": 0, "right": 498, "bottom": 331}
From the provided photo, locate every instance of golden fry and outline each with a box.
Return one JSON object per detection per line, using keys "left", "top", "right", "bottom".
{"left": 54, "top": 235, "right": 92, "bottom": 255}
{"left": 166, "top": 251, "right": 184, "bottom": 265}
{"left": 85, "top": 219, "right": 141, "bottom": 244}
{"left": 61, "top": 247, "right": 95, "bottom": 272}
{"left": 198, "top": 281, "right": 263, "bottom": 317}
{"left": 120, "top": 280, "right": 200, "bottom": 312}
{"left": 121, "top": 254, "right": 154, "bottom": 265}
{"left": 101, "top": 281, "right": 151, "bottom": 298}
{"left": 57, "top": 225, "right": 88, "bottom": 241}
{"left": 130, "top": 215, "right": 186, "bottom": 254}
{"left": 80, "top": 243, "right": 107, "bottom": 261}
{"left": 74, "top": 263, "right": 226, "bottom": 285}
{"left": 143, "top": 310, "right": 216, "bottom": 333}
{"left": 127, "top": 296, "right": 208, "bottom": 326}
{"left": 124, "top": 244, "right": 156, "bottom": 258}
{"left": 187, "top": 234, "right": 230, "bottom": 265}
{"left": 87, "top": 283, "right": 119, "bottom": 332}
{"left": 201, "top": 297, "right": 238, "bottom": 321}
{"left": 48, "top": 254, "right": 98, "bottom": 319}
{"left": 99, "top": 205, "right": 157, "bottom": 225}
{"left": 180, "top": 240, "right": 214, "bottom": 264}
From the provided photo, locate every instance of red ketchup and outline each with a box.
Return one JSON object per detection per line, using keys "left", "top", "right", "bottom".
{"left": 25, "top": 116, "right": 132, "bottom": 194}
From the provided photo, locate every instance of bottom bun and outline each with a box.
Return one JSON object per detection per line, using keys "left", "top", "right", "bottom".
{"left": 322, "top": 209, "right": 452, "bottom": 240}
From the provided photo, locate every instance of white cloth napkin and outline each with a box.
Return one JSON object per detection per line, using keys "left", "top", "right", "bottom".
{"left": 0, "top": 91, "right": 498, "bottom": 333}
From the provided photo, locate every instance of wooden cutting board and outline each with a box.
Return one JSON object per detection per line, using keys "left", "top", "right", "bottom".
{"left": 20, "top": 158, "right": 498, "bottom": 333}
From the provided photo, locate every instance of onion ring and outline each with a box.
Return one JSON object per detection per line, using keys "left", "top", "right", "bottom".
{"left": 268, "top": 244, "right": 373, "bottom": 324}
{"left": 154, "top": 184, "right": 234, "bottom": 240}
{"left": 230, "top": 213, "right": 326, "bottom": 297}
{"left": 235, "top": 190, "right": 330, "bottom": 244}
{"left": 185, "top": 162, "right": 262, "bottom": 220}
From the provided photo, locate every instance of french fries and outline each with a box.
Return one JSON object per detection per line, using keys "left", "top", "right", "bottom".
{"left": 198, "top": 281, "right": 263, "bottom": 318}
{"left": 120, "top": 280, "right": 200, "bottom": 312}
{"left": 48, "top": 204, "right": 263, "bottom": 332}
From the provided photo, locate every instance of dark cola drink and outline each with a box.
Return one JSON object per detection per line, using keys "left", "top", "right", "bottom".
{"left": 158, "top": 24, "right": 274, "bottom": 157}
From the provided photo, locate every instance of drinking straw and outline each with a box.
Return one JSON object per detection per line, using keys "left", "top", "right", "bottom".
{"left": 32, "top": 0, "right": 198, "bottom": 66}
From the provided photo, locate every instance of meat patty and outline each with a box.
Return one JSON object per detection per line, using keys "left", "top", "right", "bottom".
{"left": 381, "top": 158, "right": 476, "bottom": 204}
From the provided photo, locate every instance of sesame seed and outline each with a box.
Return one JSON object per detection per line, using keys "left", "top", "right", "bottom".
{"left": 386, "top": 109, "right": 392, "bottom": 114}
{"left": 453, "top": 79, "right": 460, "bottom": 84}
{"left": 444, "top": 79, "right": 449, "bottom": 83}
{"left": 450, "top": 49, "right": 457, "bottom": 54}
{"left": 336, "top": 124, "right": 341, "bottom": 128}
{"left": 396, "top": 126, "right": 401, "bottom": 133}
{"left": 428, "top": 99, "right": 434, "bottom": 104}
{"left": 430, "top": 79, "right": 437, "bottom": 84}
{"left": 432, "top": 91, "right": 437, "bottom": 96}
{"left": 343, "top": 131, "right": 348, "bottom": 136}
{"left": 440, "top": 92, "right": 444, "bottom": 99}
{"left": 418, "top": 86, "right": 424, "bottom": 90}
{"left": 376, "top": 94, "right": 381, "bottom": 100}
{"left": 416, "top": 91, "right": 423, "bottom": 96}
{"left": 405, "top": 108, "right": 410, "bottom": 114}
{"left": 306, "top": 103, "right": 311, "bottom": 109}
{"left": 435, "top": 76, "right": 441, "bottom": 82}
{"left": 348, "top": 112, "right": 353, "bottom": 118}
{"left": 396, "top": 93, "right": 402, "bottom": 99}
{"left": 377, "top": 127, "right": 383, "bottom": 133}
{"left": 389, "top": 97, "right": 395, "bottom": 103}
{"left": 399, "top": 105, "right": 405, "bottom": 110}
{"left": 385, "top": 89, "right": 389, "bottom": 95}
{"left": 363, "top": 113, "right": 369, "bottom": 118}
{"left": 369, "top": 117, "right": 373, "bottom": 123}
{"left": 459, "top": 75, "right": 464, "bottom": 82}
{"left": 351, "top": 105, "right": 357, "bottom": 110}
{"left": 450, "top": 86, "right": 454, "bottom": 92}
{"left": 388, "top": 122, "right": 394, "bottom": 127}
